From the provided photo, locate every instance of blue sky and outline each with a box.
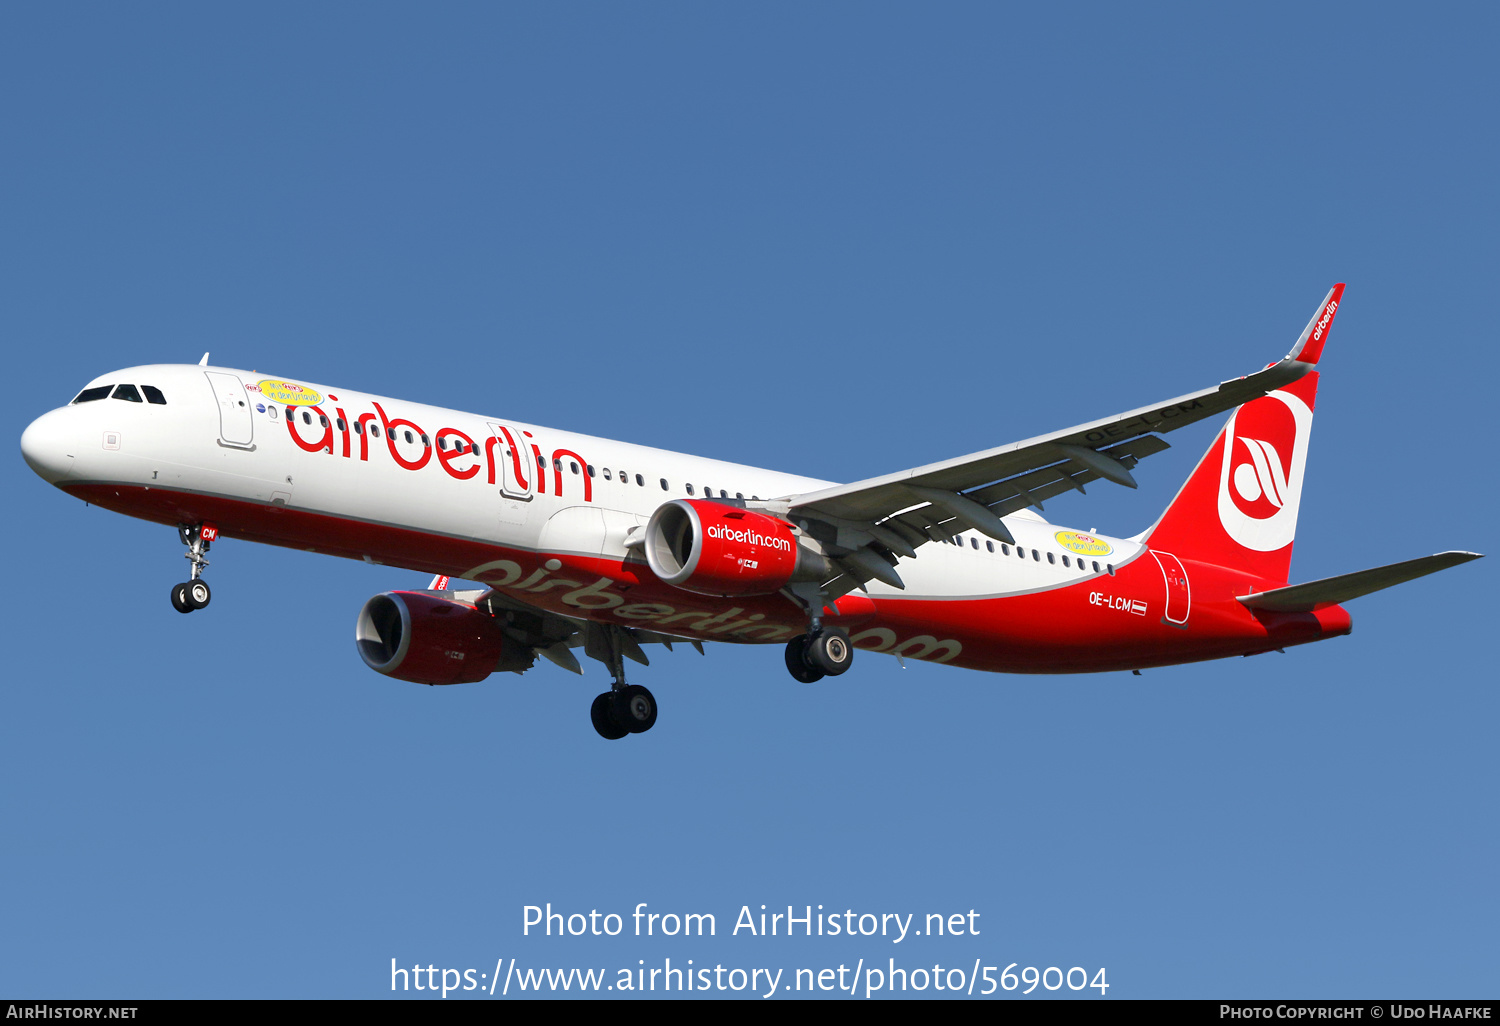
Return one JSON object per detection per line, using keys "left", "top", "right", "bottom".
{"left": 2, "top": 3, "right": 1494, "bottom": 999}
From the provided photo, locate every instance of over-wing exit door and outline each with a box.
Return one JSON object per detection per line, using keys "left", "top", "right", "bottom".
{"left": 486, "top": 423, "right": 535, "bottom": 499}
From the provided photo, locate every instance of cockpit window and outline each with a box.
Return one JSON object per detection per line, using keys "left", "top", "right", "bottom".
{"left": 111, "top": 384, "right": 144, "bottom": 403}
{"left": 142, "top": 385, "right": 167, "bottom": 405}
{"left": 72, "top": 385, "right": 113, "bottom": 403}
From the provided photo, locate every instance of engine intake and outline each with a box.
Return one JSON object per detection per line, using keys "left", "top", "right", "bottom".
{"left": 645, "top": 499, "right": 828, "bottom": 597}
{"left": 355, "top": 591, "right": 532, "bottom": 685}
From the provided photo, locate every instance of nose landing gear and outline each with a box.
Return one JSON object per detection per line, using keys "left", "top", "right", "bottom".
{"left": 171, "top": 523, "right": 216, "bottom": 614}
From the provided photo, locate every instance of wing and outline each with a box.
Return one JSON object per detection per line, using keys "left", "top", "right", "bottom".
{"left": 755, "top": 285, "right": 1345, "bottom": 600}
{"left": 447, "top": 586, "right": 704, "bottom": 675}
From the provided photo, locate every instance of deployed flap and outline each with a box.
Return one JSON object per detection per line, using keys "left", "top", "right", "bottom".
{"left": 473, "top": 588, "right": 707, "bottom": 673}
{"left": 1237, "top": 551, "right": 1482, "bottom": 613}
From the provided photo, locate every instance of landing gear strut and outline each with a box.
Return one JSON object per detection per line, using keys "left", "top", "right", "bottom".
{"left": 785, "top": 625, "right": 853, "bottom": 683}
{"left": 589, "top": 624, "right": 658, "bottom": 740}
{"left": 171, "top": 523, "right": 215, "bottom": 614}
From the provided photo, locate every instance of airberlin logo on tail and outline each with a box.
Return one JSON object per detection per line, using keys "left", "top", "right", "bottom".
{"left": 1233, "top": 437, "right": 1289, "bottom": 510}
{"left": 705, "top": 523, "right": 792, "bottom": 552}
{"left": 1217, "top": 389, "right": 1313, "bottom": 552}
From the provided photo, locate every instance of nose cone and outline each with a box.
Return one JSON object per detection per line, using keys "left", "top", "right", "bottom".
{"left": 20, "top": 409, "right": 76, "bottom": 484}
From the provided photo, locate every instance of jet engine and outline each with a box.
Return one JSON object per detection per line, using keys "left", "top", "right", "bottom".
{"left": 355, "top": 590, "right": 533, "bottom": 685}
{"left": 644, "top": 499, "right": 830, "bottom": 597}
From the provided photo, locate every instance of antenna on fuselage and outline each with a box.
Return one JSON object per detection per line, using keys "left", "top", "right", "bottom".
{"left": 198, "top": 352, "right": 210, "bottom": 366}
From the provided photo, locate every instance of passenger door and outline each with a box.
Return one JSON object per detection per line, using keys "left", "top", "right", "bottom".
{"left": 204, "top": 372, "right": 254, "bottom": 449}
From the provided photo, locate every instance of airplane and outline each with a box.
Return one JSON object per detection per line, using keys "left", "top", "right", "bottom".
{"left": 18, "top": 285, "right": 1482, "bottom": 739}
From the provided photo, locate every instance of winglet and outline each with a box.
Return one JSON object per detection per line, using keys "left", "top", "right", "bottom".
{"left": 1284, "top": 284, "right": 1345, "bottom": 366}
{"left": 199, "top": 352, "right": 210, "bottom": 366}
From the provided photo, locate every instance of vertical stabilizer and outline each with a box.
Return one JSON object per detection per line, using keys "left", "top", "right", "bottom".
{"left": 1145, "top": 286, "right": 1343, "bottom": 586}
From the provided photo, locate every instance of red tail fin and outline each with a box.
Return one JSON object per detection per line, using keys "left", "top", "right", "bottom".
{"left": 1146, "top": 286, "right": 1343, "bottom": 586}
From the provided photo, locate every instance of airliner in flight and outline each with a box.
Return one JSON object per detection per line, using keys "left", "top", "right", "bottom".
{"left": 19, "top": 286, "right": 1481, "bottom": 738}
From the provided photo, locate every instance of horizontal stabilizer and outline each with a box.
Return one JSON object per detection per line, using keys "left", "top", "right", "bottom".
{"left": 1237, "top": 551, "right": 1482, "bottom": 613}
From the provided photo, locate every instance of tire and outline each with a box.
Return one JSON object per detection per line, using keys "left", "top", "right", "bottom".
{"left": 170, "top": 583, "right": 193, "bottom": 614}
{"left": 784, "top": 635, "right": 824, "bottom": 683}
{"left": 186, "top": 579, "right": 212, "bottom": 610}
{"left": 590, "top": 693, "right": 628, "bottom": 740}
{"left": 806, "top": 627, "right": 853, "bottom": 676}
{"left": 610, "top": 685, "right": 658, "bottom": 734}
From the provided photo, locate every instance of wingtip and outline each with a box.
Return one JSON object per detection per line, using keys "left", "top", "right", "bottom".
{"left": 1285, "top": 284, "right": 1344, "bottom": 366}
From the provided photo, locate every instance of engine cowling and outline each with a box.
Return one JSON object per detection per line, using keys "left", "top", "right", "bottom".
{"left": 645, "top": 499, "right": 827, "bottom": 597}
{"left": 355, "top": 591, "right": 532, "bottom": 685}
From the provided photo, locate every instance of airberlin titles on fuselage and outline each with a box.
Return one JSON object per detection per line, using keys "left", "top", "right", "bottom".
{"left": 272, "top": 386, "right": 569, "bottom": 500}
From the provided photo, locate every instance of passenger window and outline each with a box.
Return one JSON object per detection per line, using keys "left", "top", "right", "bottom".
{"left": 686, "top": 484, "right": 695, "bottom": 495}
{"left": 1107, "top": 564, "right": 1115, "bottom": 576}
{"left": 404, "top": 430, "right": 414, "bottom": 444}
{"left": 736, "top": 492, "right": 744, "bottom": 500}
{"left": 553, "top": 458, "right": 562, "bottom": 472}
{"left": 986, "top": 541, "right": 994, "bottom": 553}
{"left": 603, "top": 468, "right": 612, "bottom": 480}
{"left": 269, "top": 406, "right": 279, "bottom": 420}
{"left": 571, "top": 462, "right": 580, "bottom": 475}
{"left": 1062, "top": 554, "right": 1071, "bottom": 567}
{"left": 587, "top": 465, "right": 595, "bottom": 477}
{"left": 302, "top": 411, "right": 312, "bottom": 425}
{"left": 537, "top": 454, "right": 545, "bottom": 468}
{"left": 72, "top": 385, "right": 113, "bottom": 403}
{"left": 720, "top": 489, "right": 728, "bottom": 498}
{"left": 1032, "top": 549, "right": 1040, "bottom": 561}
{"left": 112, "top": 384, "right": 143, "bottom": 403}
{"left": 421, "top": 434, "right": 430, "bottom": 447}
{"left": 438, "top": 436, "right": 447, "bottom": 450}
{"left": 371, "top": 424, "right": 380, "bottom": 437}
{"left": 660, "top": 478, "right": 668, "bottom": 490}
{"left": 320, "top": 414, "right": 329, "bottom": 428}
{"left": 1092, "top": 561, "right": 1100, "bottom": 572}
{"left": 1047, "top": 552, "right": 1055, "bottom": 564}
{"left": 1001, "top": 544, "right": 1010, "bottom": 555}
{"left": 336, "top": 418, "right": 347, "bottom": 431}
{"left": 142, "top": 386, "right": 167, "bottom": 405}
{"left": 971, "top": 537, "right": 979, "bottom": 549}
{"left": 636, "top": 474, "right": 644, "bottom": 486}
{"left": 353, "top": 420, "right": 362, "bottom": 434}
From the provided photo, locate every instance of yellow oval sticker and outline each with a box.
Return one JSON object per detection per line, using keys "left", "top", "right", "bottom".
{"left": 258, "top": 379, "right": 323, "bottom": 407}
{"left": 1054, "top": 530, "right": 1113, "bottom": 557}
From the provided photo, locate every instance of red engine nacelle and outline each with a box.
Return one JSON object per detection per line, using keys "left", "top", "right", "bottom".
{"left": 644, "top": 499, "right": 825, "bottom": 597}
{"left": 355, "top": 590, "right": 532, "bottom": 685}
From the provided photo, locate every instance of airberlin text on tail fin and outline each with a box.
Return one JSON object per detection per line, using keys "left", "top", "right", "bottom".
{"left": 1146, "top": 286, "right": 1345, "bottom": 586}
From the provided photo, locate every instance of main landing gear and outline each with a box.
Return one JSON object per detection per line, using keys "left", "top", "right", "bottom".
{"left": 784, "top": 625, "right": 853, "bottom": 683}
{"left": 589, "top": 625, "right": 658, "bottom": 740}
{"left": 170, "top": 523, "right": 215, "bottom": 614}
{"left": 590, "top": 686, "right": 657, "bottom": 740}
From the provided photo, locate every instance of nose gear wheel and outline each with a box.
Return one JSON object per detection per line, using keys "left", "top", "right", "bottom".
{"left": 170, "top": 524, "right": 215, "bottom": 613}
